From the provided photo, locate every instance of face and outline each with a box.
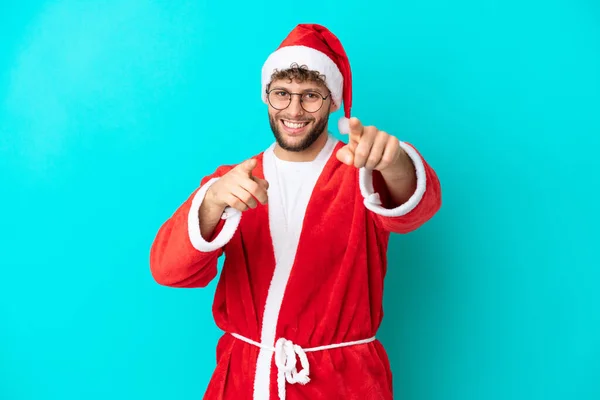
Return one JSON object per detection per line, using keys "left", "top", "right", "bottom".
{"left": 267, "top": 79, "right": 333, "bottom": 152}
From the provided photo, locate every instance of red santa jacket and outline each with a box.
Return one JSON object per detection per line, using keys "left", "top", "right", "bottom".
{"left": 150, "top": 136, "right": 441, "bottom": 400}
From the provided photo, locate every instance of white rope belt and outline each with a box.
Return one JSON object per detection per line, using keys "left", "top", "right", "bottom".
{"left": 230, "top": 332, "right": 376, "bottom": 400}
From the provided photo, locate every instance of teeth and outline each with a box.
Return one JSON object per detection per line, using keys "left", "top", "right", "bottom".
{"left": 283, "top": 120, "right": 308, "bottom": 129}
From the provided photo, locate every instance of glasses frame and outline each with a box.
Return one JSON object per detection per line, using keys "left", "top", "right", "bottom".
{"left": 266, "top": 88, "right": 331, "bottom": 113}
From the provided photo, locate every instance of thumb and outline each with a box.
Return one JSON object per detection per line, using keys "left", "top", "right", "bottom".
{"left": 336, "top": 145, "right": 354, "bottom": 166}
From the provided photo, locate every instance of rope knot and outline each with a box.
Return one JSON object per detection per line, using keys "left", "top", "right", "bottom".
{"left": 274, "top": 338, "right": 311, "bottom": 398}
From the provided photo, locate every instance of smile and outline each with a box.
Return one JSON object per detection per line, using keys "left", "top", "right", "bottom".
{"left": 282, "top": 120, "right": 309, "bottom": 129}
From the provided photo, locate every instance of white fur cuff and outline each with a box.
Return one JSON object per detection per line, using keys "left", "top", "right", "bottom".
{"left": 187, "top": 178, "right": 241, "bottom": 252}
{"left": 360, "top": 140, "right": 427, "bottom": 217}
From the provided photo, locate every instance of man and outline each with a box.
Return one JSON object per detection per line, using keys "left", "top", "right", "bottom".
{"left": 150, "top": 23, "right": 442, "bottom": 400}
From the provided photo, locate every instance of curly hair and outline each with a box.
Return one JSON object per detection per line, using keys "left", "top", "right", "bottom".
{"left": 268, "top": 62, "right": 327, "bottom": 88}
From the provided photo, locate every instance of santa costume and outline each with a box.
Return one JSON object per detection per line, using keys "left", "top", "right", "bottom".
{"left": 150, "top": 23, "right": 442, "bottom": 400}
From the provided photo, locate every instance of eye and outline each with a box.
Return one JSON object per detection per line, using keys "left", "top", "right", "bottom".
{"left": 275, "top": 91, "right": 289, "bottom": 97}
{"left": 302, "top": 92, "right": 321, "bottom": 102}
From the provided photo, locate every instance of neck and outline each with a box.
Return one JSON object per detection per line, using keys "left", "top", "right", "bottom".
{"left": 274, "top": 131, "right": 329, "bottom": 162}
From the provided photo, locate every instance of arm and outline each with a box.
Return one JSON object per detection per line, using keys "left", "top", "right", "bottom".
{"left": 361, "top": 141, "right": 442, "bottom": 233}
{"left": 336, "top": 117, "right": 441, "bottom": 234}
{"left": 149, "top": 167, "right": 241, "bottom": 288}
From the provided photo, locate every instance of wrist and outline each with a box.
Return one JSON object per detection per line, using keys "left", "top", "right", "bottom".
{"left": 380, "top": 155, "right": 414, "bottom": 181}
{"left": 204, "top": 186, "right": 227, "bottom": 210}
{"left": 205, "top": 186, "right": 220, "bottom": 208}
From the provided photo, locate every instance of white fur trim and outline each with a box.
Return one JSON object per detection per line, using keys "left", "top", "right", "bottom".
{"left": 252, "top": 135, "right": 339, "bottom": 400}
{"left": 338, "top": 117, "right": 350, "bottom": 134}
{"left": 261, "top": 45, "right": 343, "bottom": 111}
{"left": 360, "top": 140, "right": 427, "bottom": 217}
{"left": 187, "top": 178, "right": 241, "bottom": 252}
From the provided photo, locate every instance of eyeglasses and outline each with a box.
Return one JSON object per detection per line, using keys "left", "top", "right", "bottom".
{"left": 266, "top": 88, "right": 330, "bottom": 113}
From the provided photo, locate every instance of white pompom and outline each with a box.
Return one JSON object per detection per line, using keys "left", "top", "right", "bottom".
{"left": 338, "top": 117, "right": 350, "bottom": 134}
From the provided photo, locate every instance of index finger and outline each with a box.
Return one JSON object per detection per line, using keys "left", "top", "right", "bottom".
{"left": 348, "top": 117, "right": 364, "bottom": 144}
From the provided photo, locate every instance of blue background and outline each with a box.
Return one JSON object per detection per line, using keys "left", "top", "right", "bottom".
{"left": 1, "top": 1, "right": 599, "bottom": 399}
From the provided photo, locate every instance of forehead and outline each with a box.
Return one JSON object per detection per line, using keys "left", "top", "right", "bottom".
{"left": 269, "top": 78, "right": 328, "bottom": 92}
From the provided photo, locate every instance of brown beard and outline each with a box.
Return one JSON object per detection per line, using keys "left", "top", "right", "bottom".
{"left": 268, "top": 113, "right": 328, "bottom": 152}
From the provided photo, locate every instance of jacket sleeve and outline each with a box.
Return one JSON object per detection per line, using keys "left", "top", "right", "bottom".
{"left": 359, "top": 140, "right": 442, "bottom": 234}
{"left": 149, "top": 165, "right": 242, "bottom": 288}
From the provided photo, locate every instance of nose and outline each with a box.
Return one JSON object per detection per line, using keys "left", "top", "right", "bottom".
{"left": 287, "top": 94, "right": 304, "bottom": 117}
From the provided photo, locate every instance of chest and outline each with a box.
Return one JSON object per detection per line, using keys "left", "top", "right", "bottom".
{"left": 237, "top": 163, "right": 361, "bottom": 261}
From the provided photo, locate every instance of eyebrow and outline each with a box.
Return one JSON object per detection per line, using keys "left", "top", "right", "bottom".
{"left": 271, "top": 86, "right": 325, "bottom": 94}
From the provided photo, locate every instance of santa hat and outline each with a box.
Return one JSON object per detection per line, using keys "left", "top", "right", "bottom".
{"left": 261, "top": 23, "right": 352, "bottom": 134}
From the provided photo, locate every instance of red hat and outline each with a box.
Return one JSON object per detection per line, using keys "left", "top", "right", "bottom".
{"left": 261, "top": 24, "right": 352, "bottom": 133}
